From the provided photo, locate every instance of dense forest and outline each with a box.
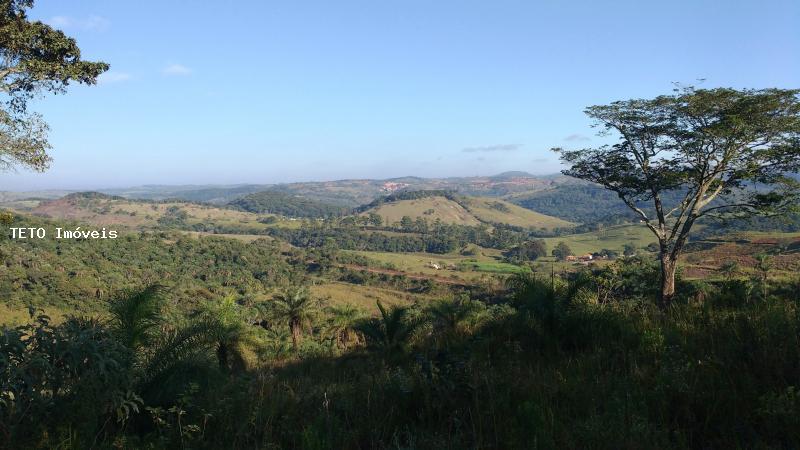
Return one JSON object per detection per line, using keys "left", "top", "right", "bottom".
{"left": 0, "top": 216, "right": 292, "bottom": 311}
{"left": 510, "top": 184, "right": 634, "bottom": 223}
{"left": 265, "top": 219, "right": 534, "bottom": 254}
{"left": 231, "top": 191, "right": 350, "bottom": 218}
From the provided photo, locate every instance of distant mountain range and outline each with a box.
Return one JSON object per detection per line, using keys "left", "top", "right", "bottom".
{"left": 1, "top": 172, "right": 579, "bottom": 207}
{"left": 4, "top": 171, "right": 799, "bottom": 231}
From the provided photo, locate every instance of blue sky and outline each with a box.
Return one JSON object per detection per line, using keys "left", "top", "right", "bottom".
{"left": 3, "top": 0, "right": 799, "bottom": 190}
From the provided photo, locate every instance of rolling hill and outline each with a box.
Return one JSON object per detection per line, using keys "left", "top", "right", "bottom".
{"left": 58, "top": 172, "right": 577, "bottom": 207}
{"left": 359, "top": 191, "right": 573, "bottom": 230}
{"left": 1, "top": 172, "right": 580, "bottom": 213}
{"left": 364, "top": 196, "right": 483, "bottom": 226}
{"left": 101, "top": 184, "right": 271, "bottom": 204}
{"left": 22, "top": 192, "right": 285, "bottom": 232}
{"left": 267, "top": 173, "right": 576, "bottom": 205}
{"left": 462, "top": 197, "right": 574, "bottom": 229}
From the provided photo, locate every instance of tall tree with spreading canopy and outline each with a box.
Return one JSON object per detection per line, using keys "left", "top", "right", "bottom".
{"left": 1, "top": 0, "right": 108, "bottom": 173}
{"left": 555, "top": 87, "right": 800, "bottom": 308}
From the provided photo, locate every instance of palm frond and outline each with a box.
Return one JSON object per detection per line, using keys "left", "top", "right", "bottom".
{"left": 108, "top": 285, "right": 166, "bottom": 350}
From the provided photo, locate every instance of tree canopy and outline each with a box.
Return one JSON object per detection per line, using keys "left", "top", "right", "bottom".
{"left": 1, "top": 0, "right": 108, "bottom": 172}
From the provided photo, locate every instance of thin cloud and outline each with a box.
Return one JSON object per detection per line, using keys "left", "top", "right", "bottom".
{"left": 98, "top": 71, "right": 132, "bottom": 84}
{"left": 47, "top": 15, "right": 110, "bottom": 32}
{"left": 162, "top": 64, "right": 192, "bottom": 76}
{"left": 564, "top": 133, "right": 590, "bottom": 142}
{"left": 462, "top": 144, "right": 522, "bottom": 153}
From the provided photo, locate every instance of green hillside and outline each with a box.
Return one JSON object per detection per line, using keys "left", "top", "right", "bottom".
{"left": 359, "top": 191, "right": 573, "bottom": 230}
{"left": 462, "top": 197, "right": 573, "bottom": 229}
{"left": 364, "top": 196, "right": 482, "bottom": 226}
{"left": 0, "top": 214, "right": 290, "bottom": 314}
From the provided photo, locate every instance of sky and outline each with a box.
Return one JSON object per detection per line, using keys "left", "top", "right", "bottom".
{"left": 2, "top": 0, "right": 799, "bottom": 190}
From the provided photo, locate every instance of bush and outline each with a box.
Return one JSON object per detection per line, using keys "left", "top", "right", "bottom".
{"left": 1, "top": 313, "right": 136, "bottom": 448}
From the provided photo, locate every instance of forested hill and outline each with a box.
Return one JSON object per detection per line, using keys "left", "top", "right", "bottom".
{"left": 101, "top": 184, "right": 271, "bottom": 204}
{"left": 506, "top": 185, "right": 633, "bottom": 223}
{"left": 230, "top": 191, "right": 350, "bottom": 218}
{"left": 508, "top": 184, "right": 800, "bottom": 232}
{"left": 0, "top": 214, "right": 291, "bottom": 312}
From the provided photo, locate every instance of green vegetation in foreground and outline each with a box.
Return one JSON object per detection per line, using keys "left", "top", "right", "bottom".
{"left": 4, "top": 266, "right": 800, "bottom": 448}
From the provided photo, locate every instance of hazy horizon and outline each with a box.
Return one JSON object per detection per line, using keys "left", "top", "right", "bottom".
{"left": 0, "top": 169, "right": 566, "bottom": 193}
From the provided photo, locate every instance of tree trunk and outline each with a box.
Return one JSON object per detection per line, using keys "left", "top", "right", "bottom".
{"left": 659, "top": 255, "right": 677, "bottom": 310}
{"left": 290, "top": 320, "right": 301, "bottom": 351}
{"left": 217, "top": 342, "right": 229, "bottom": 371}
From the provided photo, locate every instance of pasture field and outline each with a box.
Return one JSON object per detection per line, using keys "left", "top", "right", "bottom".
{"left": 344, "top": 248, "right": 516, "bottom": 280}
{"left": 183, "top": 231, "right": 273, "bottom": 242}
{"left": 360, "top": 195, "right": 573, "bottom": 230}
{"left": 365, "top": 196, "right": 481, "bottom": 226}
{"left": 541, "top": 224, "right": 658, "bottom": 255}
{"left": 309, "top": 281, "right": 425, "bottom": 312}
{"left": 458, "top": 259, "right": 531, "bottom": 274}
{"left": 679, "top": 231, "right": 800, "bottom": 280}
{"left": 463, "top": 197, "right": 573, "bottom": 229}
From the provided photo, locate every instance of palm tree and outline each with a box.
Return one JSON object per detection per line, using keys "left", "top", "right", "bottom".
{"left": 506, "top": 271, "right": 594, "bottom": 330}
{"left": 719, "top": 261, "right": 740, "bottom": 282}
{"left": 262, "top": 327, "right": 293, "bottom": 361}
{"left": 107, "top": 286, "right": 261, "bottom": 404}
{"left": 355, "top": 301, "right": 419, "bottom": 359}
{"left": 195, "top": 296, "right": 264, "bottom": 372}
{"left": 427, "top": 296, "right": 486, "bottom": 344}
{"left": 137, "top": 319, "right": 222, "bottom": 404}
{"left": 107, "top": 285, "right": 165, "bottom": 351}
{"left": 325, "top": 304, "right": 365, "bottom": 350}
{"left": 270, "top": 286, "right": 320, "bottom": 351}
{"left": 755, "top": 254, "right": 773, "bottom": 300}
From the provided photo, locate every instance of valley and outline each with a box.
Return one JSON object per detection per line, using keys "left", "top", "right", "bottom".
{"left": 4, "top": 173, "right": 799, "bottom": 325}
{"left": 3, "top": 1, "right": 799, "bottom": 446}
